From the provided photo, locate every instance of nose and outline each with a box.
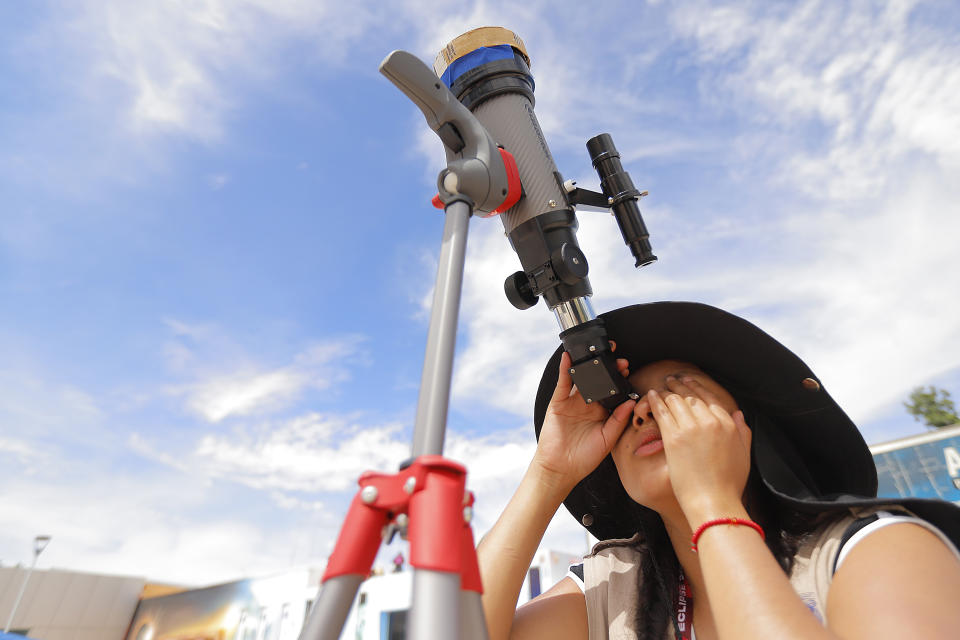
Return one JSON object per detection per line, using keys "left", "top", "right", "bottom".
{"left": 632, "top": 401, "right": 653, "bottom": 428}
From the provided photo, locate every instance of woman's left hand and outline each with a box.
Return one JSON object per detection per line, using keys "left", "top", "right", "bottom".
{"left": 647, "top": 376, "right": 752, "bottom": 524}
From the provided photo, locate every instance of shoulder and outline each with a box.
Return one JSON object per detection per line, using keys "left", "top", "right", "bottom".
{"left": 513, "top": 577, "right": 589, "bottom": 640}
{"left": 824, "top": 506, "right": 960, "bottom": 638}
{"left": 566, "top": 534, "right": 644, "bottom": 594}
{"left": 798, "top": 505, "right": 960, "bottom": 572}
{"left": 582, "top": 534, "right": 645, "bottom": 584}
{"left": 833, "top": 508, "right": 960, "bottom": 571}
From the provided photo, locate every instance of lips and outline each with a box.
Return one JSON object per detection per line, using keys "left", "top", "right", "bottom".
{"left": 633, "top": 428, "right": 664, "bottom": 457}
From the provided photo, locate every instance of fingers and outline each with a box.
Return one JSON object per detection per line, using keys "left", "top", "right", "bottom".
{"left": 680, "top": 377, "right": 736, "bottom": 424}
{"left": 648, "top": 388, "right": 680, "bottom": 434}
{"left": 617, "top": 357, "right": 630, "bottom": 377}
{"left": 552, "top": 351, "right": 574, "bottom": 403}
{"left": 733, "top": 409, "right": 752, "bottom": 450}
{"left": 665, "top": 376, "right": 730, "bottom": 428}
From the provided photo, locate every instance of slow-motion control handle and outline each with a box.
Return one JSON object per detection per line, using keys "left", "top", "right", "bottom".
{"left": 379, "top": 50, "right": 521, "bottom": 215}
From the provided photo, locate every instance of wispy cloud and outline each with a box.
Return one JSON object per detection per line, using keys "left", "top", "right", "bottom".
{"left": 0, "top": 472, "right": 315, "bottom": 585}
{"left": 185, "top": 369, "right": 312, "bottom": 423}
{"left": 669, "top": 0, "right": 960, "bottom": 197}
{"left": 160, "top": 319, "right": 362, "bottom": 423}
{"left": 206, "top": 173, "right": 230, "bottom": 190}
{"left": 191, "top": 413, "right": 410, "bottom": 492}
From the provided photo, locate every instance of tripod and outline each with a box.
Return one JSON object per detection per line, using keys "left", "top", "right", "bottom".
{"left": 298, "top": 50, "right": 522, "bottom": 640}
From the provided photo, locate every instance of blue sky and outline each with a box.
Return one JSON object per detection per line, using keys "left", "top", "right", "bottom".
{"left": 2, "top": 0, "right": 959, "bottom": 586}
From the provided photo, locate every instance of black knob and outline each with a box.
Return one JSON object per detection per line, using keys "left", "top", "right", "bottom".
{"left": 551, "top": 243, "right": 589, "bottom": 285}
{"left": 504, "top": 271, "right": 539, "bottom": 310}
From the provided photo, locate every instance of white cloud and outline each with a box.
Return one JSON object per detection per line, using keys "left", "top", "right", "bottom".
{"left": 61, "top": 0, "right": 424, "bottom": 141}
{"left": 669, "top": 0, "right": 960, "bottom": 198}
{"left": 0, "top": 371, "right": 104, "bottom": 442}
{"left": 207, "top": 173, "right": 230, "bottom": 190}
{"left": 186, "top": 369, "right": 309, "bottom": 423}
{"left": 190, "top": 413, "right": 410, "bottom": 492}
{"left": 0, "top": 473, "right": 317, "bottom": 585}
{"left": 0, "top": 437, "right": 41, "bottom": 467}
{"left": 163, "top": 328, "right": 361, "bottom": 423}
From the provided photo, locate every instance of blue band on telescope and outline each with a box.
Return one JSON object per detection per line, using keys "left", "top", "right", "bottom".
{"left": 440, "top": 44, "right": 517, "bottom": 88}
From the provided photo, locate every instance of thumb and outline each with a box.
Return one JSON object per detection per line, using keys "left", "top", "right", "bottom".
{"left": 601, "top": 399, "right": 636, "bottom": 448}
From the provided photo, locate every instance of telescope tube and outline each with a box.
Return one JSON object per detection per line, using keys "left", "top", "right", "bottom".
{"left": 435, "top": 27, "right": 592, "bottom": 311}
{"left": 436, "top": 28, "right": 637, "bottom": 409}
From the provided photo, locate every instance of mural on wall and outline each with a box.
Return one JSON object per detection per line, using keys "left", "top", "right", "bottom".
{"left": 125, "top": 572, "right": 308, "bottom": 640}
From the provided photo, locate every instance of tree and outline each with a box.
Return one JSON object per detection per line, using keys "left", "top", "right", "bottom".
{"left": 904, "top": 386, "right": 959, "bottom": 429}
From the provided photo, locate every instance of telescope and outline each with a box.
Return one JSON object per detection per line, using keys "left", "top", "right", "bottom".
{"left": 434, "top": 27, "right": 656, "bottom": 407}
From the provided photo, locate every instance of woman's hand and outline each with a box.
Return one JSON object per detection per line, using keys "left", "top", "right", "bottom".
{"left": 533, "top": 350, "right": 636, "bottom": 493}
{"left": 648, "top": 376, "right": 751, "bottom": 524}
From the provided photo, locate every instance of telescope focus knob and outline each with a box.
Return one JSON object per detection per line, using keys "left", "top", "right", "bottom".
{"left": 504, "top": 271, "right": 539, "bottom": 310}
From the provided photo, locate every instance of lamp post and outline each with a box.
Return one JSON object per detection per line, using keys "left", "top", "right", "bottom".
{"left": 4, "top": 535, "right": 51, "bottom": 633}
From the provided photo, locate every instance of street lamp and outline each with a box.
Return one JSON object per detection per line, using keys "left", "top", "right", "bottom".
{"left": 3, "top": 535, "right": 52, "bottom": 633}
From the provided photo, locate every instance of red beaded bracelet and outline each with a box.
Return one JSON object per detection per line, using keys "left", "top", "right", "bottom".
{"left": 691, "top": 517, "right": 765, "bottom": 552}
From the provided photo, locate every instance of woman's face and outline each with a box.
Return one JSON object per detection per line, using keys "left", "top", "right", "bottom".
{"left": 611, "top": 359, "right": 740, "bottom": 508}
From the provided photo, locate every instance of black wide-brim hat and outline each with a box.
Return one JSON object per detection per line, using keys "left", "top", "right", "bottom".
{"left": 534, "top": 302, "right": 960, "bottom": 547}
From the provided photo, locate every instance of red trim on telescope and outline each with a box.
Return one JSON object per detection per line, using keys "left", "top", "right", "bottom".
{"left": 492, "top": 148, "right": 522, "bottom": 214}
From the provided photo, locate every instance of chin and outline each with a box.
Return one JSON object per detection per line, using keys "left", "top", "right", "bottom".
{"left": 619, "top": 467, "right": 675, "bottom": 511}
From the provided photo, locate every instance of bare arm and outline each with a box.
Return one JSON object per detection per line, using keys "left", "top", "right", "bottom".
{"left": 694, "top": 515, "right": 843, "bottom": 639}
{"left": 477, "top": 351, "right": 634, "bottom": 640}
{"left": 476, "top": 465, "right": 580, "bottom": 640}
{"left": 511, "top": 577, "right": 589, "bottom": 640}
{"left": 827, "top": 522, "right": 960, "bottom": 638}
{"left": 695, "top": 519, "right": 960, "bottom": 639}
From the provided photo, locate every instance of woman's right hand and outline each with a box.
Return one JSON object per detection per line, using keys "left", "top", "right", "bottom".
{"left": 532, "top": 350, "right": 636, "bottom": 492}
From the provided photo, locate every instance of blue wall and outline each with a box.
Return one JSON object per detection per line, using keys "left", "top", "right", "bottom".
{"left": 873, "top": 432, "right": 960, "bottom": 502}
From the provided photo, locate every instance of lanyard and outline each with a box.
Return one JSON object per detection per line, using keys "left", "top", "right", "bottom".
{"left": 674, "top": 569, "right": 693, "bottom": 640}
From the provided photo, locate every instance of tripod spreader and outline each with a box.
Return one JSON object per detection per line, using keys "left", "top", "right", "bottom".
{"left": 303, "top": 455, "right": 484, "bottom": 640}
{"left": 322, "top": 455, "right": 481, "bottom": 588}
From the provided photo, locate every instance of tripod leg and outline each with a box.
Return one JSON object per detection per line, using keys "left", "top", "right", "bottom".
{"left": 299, "top": 488, "right": 390, "bottom": 640}
{"left": 410, "top": 570, "right": 463, "bottom": 639}
{"left": 459, "top": 499, "right": 490, "bottom": 639}
{"left": 460, "top": 590, "right": 490, "bottom": 640}
{"left": 406, "top": 457, "right": 489, "bottom": 639}
{"left": 299, "top": 575, "right": 365, "bottom": 640}
{"left": 412, "top": 198, "right": 472, "bottom": 457}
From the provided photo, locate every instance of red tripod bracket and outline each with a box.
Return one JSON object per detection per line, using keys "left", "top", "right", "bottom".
{"left": 321, "top": 454, "right": 483, "bottom": 593}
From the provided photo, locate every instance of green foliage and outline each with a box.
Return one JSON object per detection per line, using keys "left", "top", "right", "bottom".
{"left": 904, "top": 386, "right": 959, "bottom": 429}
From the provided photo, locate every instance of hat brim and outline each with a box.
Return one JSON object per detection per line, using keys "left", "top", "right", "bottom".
{"left": 533, "top": 302, "right": 880, "bottom": 541}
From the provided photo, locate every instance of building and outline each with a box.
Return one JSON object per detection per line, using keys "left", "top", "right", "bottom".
{"left": 871, "top": 422, "right": 960, "bottom": 504}
{"left": 0, "top": 567, "right": 144, "bottom": 639}
{"left": 124, "top": 569, "right": 317, "bottom": 640}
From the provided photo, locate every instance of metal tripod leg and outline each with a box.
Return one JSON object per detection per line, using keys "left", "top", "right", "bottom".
{"left": 299, "top": 575, "right": 365, "bottom": 640}
{"left": 408, "top": 197, "right": 480, "bottom": 640}
{"left": 412, "top": 197, "right": 472, "bottom": 457}
{"left": 299, "top": 197, "right": 487, "bottom": 640}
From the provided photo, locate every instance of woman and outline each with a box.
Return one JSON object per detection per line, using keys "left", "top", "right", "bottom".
{"left": 477, "top": 302, "right": 960, "bottom": 640}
